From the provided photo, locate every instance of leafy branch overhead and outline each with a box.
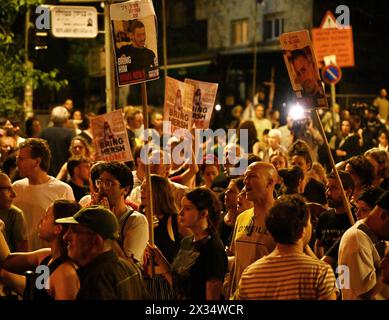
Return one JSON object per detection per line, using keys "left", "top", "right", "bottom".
{"left": 0, "top": 0, "right": 68, "bottom": 119}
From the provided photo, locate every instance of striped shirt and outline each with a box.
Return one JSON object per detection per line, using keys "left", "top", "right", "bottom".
{"left": 235, "top": 253, "right": 338, "bottom": 300}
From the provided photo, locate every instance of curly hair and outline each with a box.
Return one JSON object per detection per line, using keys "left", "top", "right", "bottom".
{"left": 99, "top": 161, "right": 133, "bottom": 191}
{"left": 346, "top": 155, "right": 374, "bottom": 187}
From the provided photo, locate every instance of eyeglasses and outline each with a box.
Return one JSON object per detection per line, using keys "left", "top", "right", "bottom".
{"left": 95, "top": 179, "right": 119, "bottom": 188}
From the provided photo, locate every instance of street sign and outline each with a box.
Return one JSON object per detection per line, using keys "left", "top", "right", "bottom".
{"left": 51, "top": 6, "right": 98, "bottom": 38}
{"left": 321, "top": 64, "right": 342, "bottom": 85}
{"left": 311, "top": 11, "right": 355, "bottom": 68}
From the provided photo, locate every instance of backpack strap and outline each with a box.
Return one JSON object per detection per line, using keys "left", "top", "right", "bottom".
{"left": 118, "top": 209, "right": 134, "bottom": 249}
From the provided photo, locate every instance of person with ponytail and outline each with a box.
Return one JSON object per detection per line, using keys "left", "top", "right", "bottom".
{"left": 147, "top": 187, "right": 228, "bottom": 300}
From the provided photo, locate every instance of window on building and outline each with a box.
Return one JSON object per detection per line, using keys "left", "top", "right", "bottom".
{"left": 231, "top": 19, "right": 249, "bottom": 46}
{"left": 263, "top": 15, "right": 284, "bottom": 41}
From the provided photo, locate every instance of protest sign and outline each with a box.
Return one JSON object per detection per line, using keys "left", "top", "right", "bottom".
{"left": 91, "top": 109, "right": 133, "bottom": 162}
{"left": 184, "top": 78, "right": 218, "bottom": 129}
{"left": 280, "top": 30, "right": 328, "bottom": 109}
{"left": 110, "top": 0, "right": 159, "bottom": 86}
{"left": 163, "top": 77, "right": 194, "bottom": 134}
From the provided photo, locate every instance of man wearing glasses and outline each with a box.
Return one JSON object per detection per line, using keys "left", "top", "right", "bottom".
{"left": 12, "top": 138, "right": 74, "bottom": 250}
{"left": 94, "top": 161, "right": 148, "bottom": 264}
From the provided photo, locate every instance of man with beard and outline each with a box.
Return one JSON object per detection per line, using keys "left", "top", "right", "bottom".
{"left": 94, "top": 161, "right": 148, "bottom": 263}
{"left": 315, "top": 170, "right": 355, "bottom": 258}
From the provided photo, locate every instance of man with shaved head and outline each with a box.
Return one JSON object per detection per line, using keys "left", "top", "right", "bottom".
{"left": 226, "top": 161, "right": 277, "bottom": 299}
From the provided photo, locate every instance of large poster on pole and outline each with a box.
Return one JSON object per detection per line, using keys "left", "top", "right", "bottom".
{"left": 110, "top": 0, "right": 159, "bottom": 86}
{"left": 184, "top": 78, "right": 218, "bottom": 130}
{"left": 91, "top": 110, "right": 133, "bottom": 162}
{"left": 280, "top": 30, "right": 328, "bottom": 109}
{"left": 163, "top": 77, "right": 194, "bottom": 134}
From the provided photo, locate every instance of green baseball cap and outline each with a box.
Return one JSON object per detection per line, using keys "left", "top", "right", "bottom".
{"left": 56, "top": 205, "right": 119, "bottom": 240}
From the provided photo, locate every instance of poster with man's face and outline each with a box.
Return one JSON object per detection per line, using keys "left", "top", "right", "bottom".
{"left": 111, "top": 0, "right": 159, "bottom": 86}
{"left": 280, "top": 30, "right": 328, "bottom": 109}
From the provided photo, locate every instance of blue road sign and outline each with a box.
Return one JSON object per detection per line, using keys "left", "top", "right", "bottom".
{"left": 321, "top": 64, "right": 342, "bottom": 84}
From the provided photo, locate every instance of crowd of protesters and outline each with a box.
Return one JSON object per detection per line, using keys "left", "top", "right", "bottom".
{"left": 0, "top": 90, "right": 388, "bottom": 301}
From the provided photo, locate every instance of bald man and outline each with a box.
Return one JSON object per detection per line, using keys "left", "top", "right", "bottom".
{"left": 227, "top": 162, "right": 277, "bottom": 299}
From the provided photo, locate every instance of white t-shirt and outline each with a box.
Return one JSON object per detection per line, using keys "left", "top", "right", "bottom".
{"left": 119, "top": 209, "right": 149, "bottom": 263}
{"left": 13, "top": 177, "right": 75, "bottom": 250}
{"left": 338, "top": 220, "right": 389, "bottom": 300}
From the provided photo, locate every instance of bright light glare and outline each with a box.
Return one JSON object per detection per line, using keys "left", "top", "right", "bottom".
{"left": 215, "top": 104, "right": 221, "bottom": 111}
{"left": 288, "top": 104, "right": 305, "bottom": 121}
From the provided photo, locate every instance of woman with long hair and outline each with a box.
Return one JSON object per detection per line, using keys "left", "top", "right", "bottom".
{"left": 56, "top": 136, "right": 93, "bottom": 181}
{"left": 0, "top": 200, "right": 81, "bottom": 300}
{"left": 140, "top": 175, "right": 186, "bottom": 264}
{"left": 147, "top": 188, "right": 228, "bottom": 300}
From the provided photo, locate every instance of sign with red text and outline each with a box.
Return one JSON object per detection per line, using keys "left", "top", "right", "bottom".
{"left": 184, "top": 79, "right": 218, "bottom": 130}
{"left": 163, "top": 77, "right": 194, "bottom": 133}
{"left": 111, "top": 0, "right": 159, "bottom": 86}
{"left": 91, "top": 110, "right": 133, "bottom": 162}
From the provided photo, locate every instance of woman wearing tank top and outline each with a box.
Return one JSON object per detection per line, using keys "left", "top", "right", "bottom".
{"left": 0, "top": 200, "right": 81, "bottom": 300}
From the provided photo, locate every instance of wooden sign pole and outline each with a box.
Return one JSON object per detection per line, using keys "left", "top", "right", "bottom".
{"left": 141, "top": 82, "right": 155, "bottom": 276}
{"left": 312, "top": 109, "right": 355, "bottom": 226}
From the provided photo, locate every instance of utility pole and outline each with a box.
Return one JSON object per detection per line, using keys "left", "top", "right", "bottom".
{"left": 24, "top": 8, "right": 34, "bottom": 119}
{"left": 104, "top": 1, "right": 115, "bottom": 112}
{"left": 251, "top": 0, "right": 258, "bottom": 101}
{"left": 162, "top": 0, "right": 168, "bottom": 79}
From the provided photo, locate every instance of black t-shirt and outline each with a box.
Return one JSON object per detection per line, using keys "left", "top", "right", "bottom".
{"left": 154, "top": 215, "right": 181, "bottom": 264}
{"left": 303, "top": 178, "right": 326, "bottom": 205}
{"left": 172, "top": 234, "right": 227, "bottom": 300}
{"left": 118, "top": 44, "right": 157, "bottom": 73}
{"left": 219, "top": 212, "right": 234, "bottom": 247}
{"left": 316, "top": 209, "right": 352, "bottom": 253}
{"left": 40, "top": 126, "right": 75, "bottom": 176}
{"left": 67, "top": 180, "right": 89, "bottom": 202}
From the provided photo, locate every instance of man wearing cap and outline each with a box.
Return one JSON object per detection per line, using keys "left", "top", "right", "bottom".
{"left": 57, "top": 205, "right": 147, "bottom": 300}
{"left": 40, "top": 106, "right": 75, "bottom": 176}
{"left": 338, "top": 190, "right": 389, "bottom": 300}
